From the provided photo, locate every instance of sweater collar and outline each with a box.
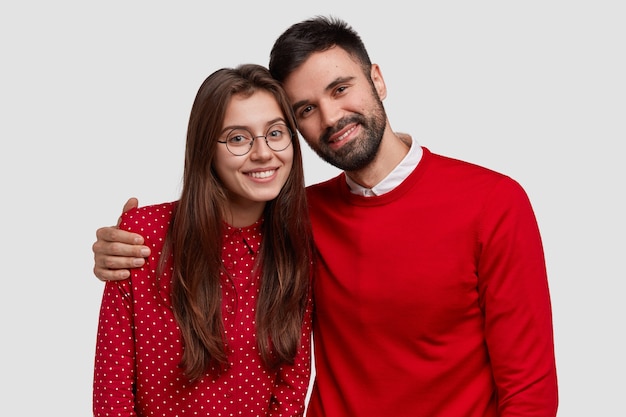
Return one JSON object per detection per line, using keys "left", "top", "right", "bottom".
{"left": 345, "top": 136, "right": 423, "bottom": 196}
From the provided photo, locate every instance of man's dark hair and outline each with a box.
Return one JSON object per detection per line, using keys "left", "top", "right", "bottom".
{"left": 269, "top": 16, "right": 372, "bottom": 83}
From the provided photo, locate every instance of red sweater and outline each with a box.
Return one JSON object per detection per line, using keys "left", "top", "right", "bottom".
{"left": 93, "top": 202, "right": 312, "bottom": 417}
{"left": 305, "top": 147, "right": 558, "bottom": 417}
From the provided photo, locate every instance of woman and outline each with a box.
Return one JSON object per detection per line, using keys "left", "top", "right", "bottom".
{"left": 93, "top": 64, "right": 313, "bottom": 416}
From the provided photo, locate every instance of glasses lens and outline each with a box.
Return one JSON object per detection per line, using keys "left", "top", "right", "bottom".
{"left": 225, "top": 129, "right": 253, "bottom": 155}
{"left": 265, "top": 124, "right": 292, "bottom": 152}
{"left": 222, "top": 125, "right": 293, "bottom": 155}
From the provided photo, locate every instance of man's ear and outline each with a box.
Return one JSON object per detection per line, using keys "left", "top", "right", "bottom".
{"left": 370, "top": 64, "right": 387, "bottom": 101}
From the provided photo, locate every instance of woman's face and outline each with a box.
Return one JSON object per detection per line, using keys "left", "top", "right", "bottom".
{"left": 214, "top": 90, "right": 294, "bottom": 222}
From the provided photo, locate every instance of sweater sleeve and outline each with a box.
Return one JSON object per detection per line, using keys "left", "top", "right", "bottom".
{"left": 477, "top": 177, "right": 558, "bottom": 416}
{"left": 92, "top": 278, "right": 138, "bottom": 417}
{"left": 268, "top": 295, "right": 313, "bottom": 417}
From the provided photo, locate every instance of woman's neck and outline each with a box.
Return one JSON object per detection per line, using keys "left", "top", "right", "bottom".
{"left": 223, "top": 200, "right": 266, "bottom": 228}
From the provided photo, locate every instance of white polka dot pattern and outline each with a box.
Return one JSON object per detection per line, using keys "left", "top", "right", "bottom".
{"left": 93, "top": 202, "right": 312, "bottom": 416}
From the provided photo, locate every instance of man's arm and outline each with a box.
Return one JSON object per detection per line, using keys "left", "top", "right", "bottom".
{"left": 92, "top": 198, "right": 151, "bottom": 281}
{"left": 479, "top": 179, "right": 558, "bottom": 415}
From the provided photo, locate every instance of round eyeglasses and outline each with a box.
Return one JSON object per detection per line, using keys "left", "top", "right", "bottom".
{"left": 217, "top": 123, "right": 293, "bottom": 156}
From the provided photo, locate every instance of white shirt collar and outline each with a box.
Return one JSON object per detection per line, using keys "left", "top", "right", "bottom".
{"left": 345, "top": 136, "right": 422, "bottom": 196}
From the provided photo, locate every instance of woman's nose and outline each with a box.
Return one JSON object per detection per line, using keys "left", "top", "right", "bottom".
{"left": 248, "top": 136, "right": 273, "bottom": 160}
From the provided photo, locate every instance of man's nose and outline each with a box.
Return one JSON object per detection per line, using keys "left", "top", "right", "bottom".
{"left": 318, "top": 100, "right": 342, "bottom": 129}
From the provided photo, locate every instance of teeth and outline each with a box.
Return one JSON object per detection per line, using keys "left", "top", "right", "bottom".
{"left": 333, "top": 126, "right": 356, "bottom": 143}
{"left": 249, "top": 170, "right": 275, "bottom": 179}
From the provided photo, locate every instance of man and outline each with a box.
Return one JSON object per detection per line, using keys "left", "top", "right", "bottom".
{"left": 93, "top": 16, "right": 558, "bottom": 416}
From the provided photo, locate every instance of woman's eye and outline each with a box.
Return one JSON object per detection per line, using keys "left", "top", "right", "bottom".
{"left": 229, "top": 134, "right": 247, "bottom": 144}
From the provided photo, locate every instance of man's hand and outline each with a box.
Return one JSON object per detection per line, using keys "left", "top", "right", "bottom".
{"left": 92, "top": 198, "right": 151, "bottom": 281}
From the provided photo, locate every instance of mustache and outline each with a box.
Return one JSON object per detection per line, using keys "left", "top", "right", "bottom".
{"left": 320, "top": 114, "right": 367, "bottom": 144}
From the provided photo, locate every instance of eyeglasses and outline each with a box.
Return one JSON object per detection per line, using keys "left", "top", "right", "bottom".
{"left": 217, "top": 123, "right": 293, "bottom": 156}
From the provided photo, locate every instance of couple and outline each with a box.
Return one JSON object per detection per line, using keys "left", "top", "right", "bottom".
{"left": 92, "top": 16, "right": 558, "bottom": 417}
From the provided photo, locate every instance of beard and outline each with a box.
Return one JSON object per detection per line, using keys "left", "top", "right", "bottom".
{"left": 309, "top": 98, "right": 387, "bottom": 172}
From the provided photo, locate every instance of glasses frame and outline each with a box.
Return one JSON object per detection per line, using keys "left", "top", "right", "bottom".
{"left": 217, "top": 123, "right": 294, "bottom": 156}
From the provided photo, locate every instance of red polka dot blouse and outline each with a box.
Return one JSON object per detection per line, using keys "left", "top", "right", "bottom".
{"left": 93, "top": 202, "right": 312, "bottom": 416}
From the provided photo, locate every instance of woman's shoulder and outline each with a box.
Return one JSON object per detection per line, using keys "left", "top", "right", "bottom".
{"left": 119, "top": 201, "right": 177, "bottom": 239}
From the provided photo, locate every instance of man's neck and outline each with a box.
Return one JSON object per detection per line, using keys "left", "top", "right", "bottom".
{"left": 345, "top": 130, "right": 411, "bottom": 189}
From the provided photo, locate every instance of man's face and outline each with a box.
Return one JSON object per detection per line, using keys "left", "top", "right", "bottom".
{"left": 282, "top": 46, "right": 387, "bottom": 171}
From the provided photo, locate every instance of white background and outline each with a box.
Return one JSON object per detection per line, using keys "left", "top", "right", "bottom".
{"left": 1, "top": 1, "right": 624, "bottom": 415}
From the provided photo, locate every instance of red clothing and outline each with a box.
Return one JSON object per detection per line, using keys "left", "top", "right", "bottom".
{"left": 305, "top": 147, "right": 558, "bottom": 417}
{"left": 93, "top": 202, "right": 312, "bottom": 417}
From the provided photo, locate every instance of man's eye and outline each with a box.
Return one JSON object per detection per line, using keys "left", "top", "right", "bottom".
{"left": 300, "top": 105, "right": 314, "bottom": 117}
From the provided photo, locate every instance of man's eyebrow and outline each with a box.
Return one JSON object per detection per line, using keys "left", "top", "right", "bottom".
{"left": 291, "top": 76, "right": 356, "bottom": 112}
{"left": 291, "top": 99, "right": 309, "bottom": 113}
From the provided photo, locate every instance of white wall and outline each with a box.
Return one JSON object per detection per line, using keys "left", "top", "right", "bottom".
{"left": 1, "top": 1, "right": 624, "bottom": 415}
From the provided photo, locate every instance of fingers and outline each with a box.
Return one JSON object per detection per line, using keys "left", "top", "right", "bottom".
{"left": 92, "top": 229, "right": 150, "bottom": 260}
{"left": 96, "top": 226, "right": 145, "bottom": 246}
{"left": 116, "top": 197, "right": 139, "bottom": 227}
{"left": 92, "top": 225, "right": 150, "bottom": 282}
{"left": 93, "top": 265, "right": 132, "bottom": 282}
{"left": 93, "top": 198, "right": 145, "bottom": 282}
{"left": 93, "top": 248, "right": 144, "bottom": 276}
{"left": 92, "top": 240, "right": 148, "bottom": 281}
{"left": 123, "top": 197, "right": 139, "bottom": 213}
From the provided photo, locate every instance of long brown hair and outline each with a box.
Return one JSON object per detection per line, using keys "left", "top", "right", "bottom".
{"left": 162, "top": 64, "right": 312, "bottom": 381}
